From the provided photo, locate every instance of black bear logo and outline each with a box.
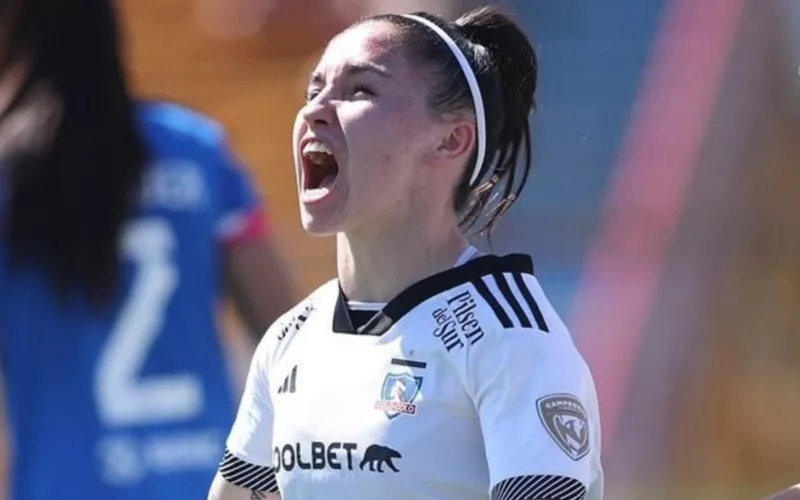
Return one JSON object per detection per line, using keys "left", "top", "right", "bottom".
{"left": 359, "top": 444, "right": 401, "bottom": 473}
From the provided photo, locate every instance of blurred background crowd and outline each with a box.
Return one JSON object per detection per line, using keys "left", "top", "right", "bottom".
{"left": 3, "top": 0, "right": 800, "bottom": 498}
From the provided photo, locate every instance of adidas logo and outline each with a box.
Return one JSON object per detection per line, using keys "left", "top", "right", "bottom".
{"left": 277, "top": 365, "right": 297, "bottom": 394}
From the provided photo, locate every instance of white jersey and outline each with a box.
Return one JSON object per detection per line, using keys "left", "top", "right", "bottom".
{"left": 220, "top": 254, "right": 603, "bottom": 500}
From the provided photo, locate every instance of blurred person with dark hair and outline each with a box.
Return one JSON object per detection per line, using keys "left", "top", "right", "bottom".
{"left": 0, "top": 0, "right": 295, "bottom": 498}
{"left": 209, "top": 5, "right": 602, "bottom": 500}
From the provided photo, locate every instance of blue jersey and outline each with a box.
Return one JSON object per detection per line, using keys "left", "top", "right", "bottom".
{"left": 0, "top": 102, "right": 264, "bottom": 500}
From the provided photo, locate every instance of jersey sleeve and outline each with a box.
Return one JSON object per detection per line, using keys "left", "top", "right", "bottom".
{"left": 213, "top": 140, "right": 268, "bottom": 246}
{"left": 220, "top": 333, "right": 279, "bottom": 493}
{"left": 463, "top": 328, "right": 603, "bottom": 500}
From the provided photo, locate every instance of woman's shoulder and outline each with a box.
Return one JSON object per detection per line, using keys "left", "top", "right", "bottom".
{"left": 263, "top": 278, "right": 338, "bottom": 341}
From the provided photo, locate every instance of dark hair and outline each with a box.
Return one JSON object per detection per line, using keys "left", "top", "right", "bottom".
{"left": 0, "top": 0, "right": 147, "bottom": 303}
{"left": 364, "top": 6, "right": 537, "bottom": 236}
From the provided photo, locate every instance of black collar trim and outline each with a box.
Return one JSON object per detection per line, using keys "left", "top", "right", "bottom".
{"left": 332, "top": 253, "right": 534, "bottom": 335}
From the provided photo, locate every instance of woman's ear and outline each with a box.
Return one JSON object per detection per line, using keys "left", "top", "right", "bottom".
{"left": 434, "top": 121, "right": 475, "bottom": 162}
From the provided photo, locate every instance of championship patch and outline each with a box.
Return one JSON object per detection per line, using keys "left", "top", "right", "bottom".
{"left": 536, "top": 393, "right": 590, "bottom": 460}
{"left": 375, "top": 373, "right": 422, "bottom": 419}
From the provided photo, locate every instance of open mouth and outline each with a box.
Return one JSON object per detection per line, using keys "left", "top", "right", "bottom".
{"left": 301, "top": 139, "right": 339, "bottom": 201}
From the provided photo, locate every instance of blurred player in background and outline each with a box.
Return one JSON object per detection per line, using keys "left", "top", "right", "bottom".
{"left": 0, "top": 0, "right": 294, "bottom": 498}
{"left": 209, "top": 5, "right": 602, "bottom": 500}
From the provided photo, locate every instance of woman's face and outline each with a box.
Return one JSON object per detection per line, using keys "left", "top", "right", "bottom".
{"left": 292, "top": 21, "right": 462, "bottom": 236}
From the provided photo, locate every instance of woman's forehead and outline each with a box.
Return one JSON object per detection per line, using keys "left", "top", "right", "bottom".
{"left": 316, "top": 22, "right": 404, "bottom": 75}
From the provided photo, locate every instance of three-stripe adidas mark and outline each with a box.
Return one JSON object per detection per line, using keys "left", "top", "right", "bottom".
{"left": 472, "top": 272, "right": 549, "bottom": 332}
{"left": 277, "top": 365, "right": 297, "bottom": 394}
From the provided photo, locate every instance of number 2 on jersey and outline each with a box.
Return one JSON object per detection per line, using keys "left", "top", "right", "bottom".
{"left": 94, "top": 218, "right": 204, "bottom": 427}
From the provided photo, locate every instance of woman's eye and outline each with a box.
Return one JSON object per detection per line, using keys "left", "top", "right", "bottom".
{"left": 305, "top": 88, "right": 321, "bottom": 102}
{"left": 304, "top": 84, "right": 374, "bottom": 102}
{"left": 350, "top": 85, "right": 374, "bottom": 97}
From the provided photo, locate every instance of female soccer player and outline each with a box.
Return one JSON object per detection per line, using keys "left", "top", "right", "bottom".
{"left": 0, "top": 0, "right": 294, "bottom": 499}
{"left": 210, "top": 5, "right": 603, "bottom": 500}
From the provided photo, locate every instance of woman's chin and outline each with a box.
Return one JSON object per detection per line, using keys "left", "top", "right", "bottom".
{"left": 299, "top": 209, "right": 342, "bottom": 237}
{"left": 298, "top": 180, "right": 348, "bottom": 236}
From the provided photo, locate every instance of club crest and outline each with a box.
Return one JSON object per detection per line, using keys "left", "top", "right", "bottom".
{"left": 536, "top": 393, "right": 590, "bottom": 460}
{"left": 375, "top": 373, "right": 423, "bottom": 419}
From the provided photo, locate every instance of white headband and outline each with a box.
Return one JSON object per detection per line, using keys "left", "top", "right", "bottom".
{"left": 402, "top": 14, "right": 486, "bottom": 186}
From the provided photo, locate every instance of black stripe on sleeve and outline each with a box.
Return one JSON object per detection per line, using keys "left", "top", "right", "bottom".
{"left": 472, "top": 277, "right": 513, "bottom": 328}
{"left": 493, "top": 273, "right": 532, "bottom": 328}
{"left": 219, "top": 448, "right": 279, "bottom": 493}
{"left": 512, "top": 272, "right": 549, "bottom": 332}
{"left": 391, "top": 358, "right": 427, "bottom": 369}
{"left": 491, "top": 474, "right": 587, "bottom": 500}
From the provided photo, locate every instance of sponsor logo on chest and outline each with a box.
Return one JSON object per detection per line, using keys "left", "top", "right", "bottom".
{"left": 431, "top": 290, "right": 485, "bottom": 352}
{"left": 273, "top": 442, "right": 402, "bottom": 474}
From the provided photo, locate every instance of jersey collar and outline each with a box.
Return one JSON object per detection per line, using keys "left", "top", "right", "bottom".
{"left": 331, "top": 253, "right": 534, "bottom": 336}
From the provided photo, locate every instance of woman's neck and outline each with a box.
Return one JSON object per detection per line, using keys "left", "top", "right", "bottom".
{"left": 337, "top": 211, "right": 469, "bottom": 303}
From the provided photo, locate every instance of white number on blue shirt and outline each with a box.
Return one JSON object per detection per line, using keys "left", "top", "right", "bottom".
{"left": 94, "top": 218, "right": 204, "bottom": 426}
